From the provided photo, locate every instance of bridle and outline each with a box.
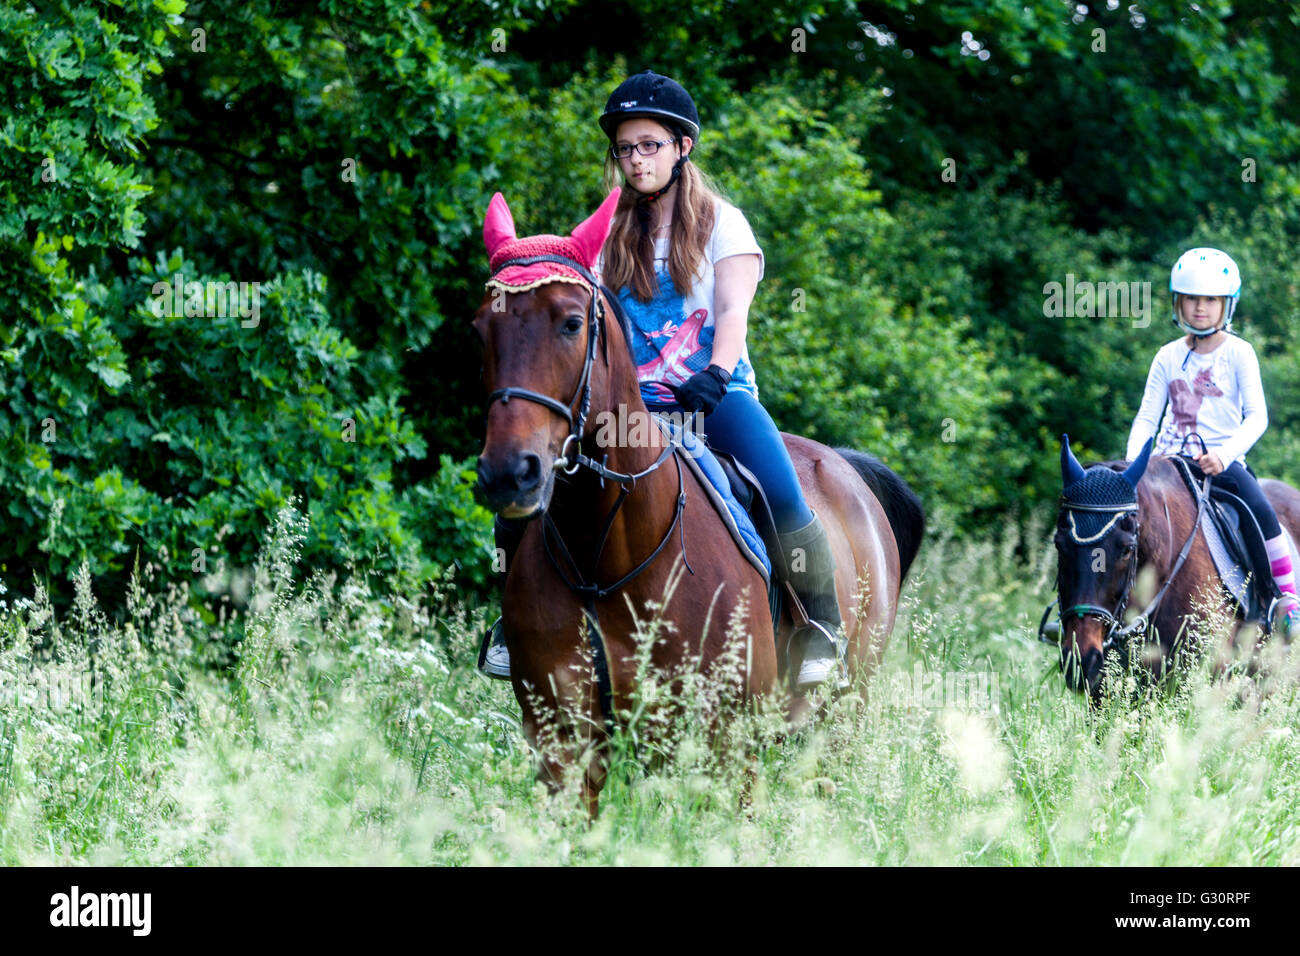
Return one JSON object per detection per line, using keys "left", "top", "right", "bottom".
{"left": 482, "top": 252, "right": 690, "bottom": 729}
{"left": 1051, "top": 498, "right": 1145, "bottom": 654}
{"left": 484, "top": 253, "right": 680, "bottom": 487}
{"left": 1041, "top": 459, "right": 1210, "bottom": 656}
{"left": 485, "top": 254, "right": 605, "bottom": 476}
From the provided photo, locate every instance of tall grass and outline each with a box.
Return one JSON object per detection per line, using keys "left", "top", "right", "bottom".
{"left": 1, "top": 503, "right": 1298, "bottom": 865}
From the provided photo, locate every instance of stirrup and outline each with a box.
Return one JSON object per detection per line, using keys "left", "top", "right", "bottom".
{"left": 1283, "top": 606, "right": 1300, "bottom": 642}
{"left": 477, "top": 618, "right": 512, "bottom": 680}
{"left": 792, "top": 620, "right": 849, "bottom": 691}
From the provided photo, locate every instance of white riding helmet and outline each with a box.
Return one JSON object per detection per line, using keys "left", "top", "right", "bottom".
{"left": 1170, "top": 247, "right": 1241, "bottom": 336}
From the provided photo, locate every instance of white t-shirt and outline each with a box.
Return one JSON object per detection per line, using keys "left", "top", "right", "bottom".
{"left": 1126, "top": 334, "right": 1267, "bottom": 466}
{"left": 600, "top": 199, "right": 765, "bottom": 405}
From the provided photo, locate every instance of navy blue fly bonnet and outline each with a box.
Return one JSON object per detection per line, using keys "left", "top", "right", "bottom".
{"left": 1059, "top": 434, "right": 1152, "bottom": 542}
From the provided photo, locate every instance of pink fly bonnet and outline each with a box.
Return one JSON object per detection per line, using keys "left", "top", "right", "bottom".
{"left": 483, "top": 189, "right": 621, "bottom": 293}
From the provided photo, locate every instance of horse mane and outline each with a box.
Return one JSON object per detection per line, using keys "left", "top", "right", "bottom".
{"left": 599, "top": 283, "right": 638, "bottom": 366}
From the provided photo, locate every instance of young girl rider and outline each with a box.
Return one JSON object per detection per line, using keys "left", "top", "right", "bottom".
{"left": 482, "top": 70, "right": 845, "bottom": 690}
{"left": 1126, "top": 247, "right": 1300, "bottom": 632}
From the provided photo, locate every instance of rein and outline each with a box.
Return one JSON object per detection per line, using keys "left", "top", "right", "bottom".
{"left": 542, "top": 450, "right": 690, "bottom": 604}
{"left": 485, "top": 252, "right": 689, "bottom": 729}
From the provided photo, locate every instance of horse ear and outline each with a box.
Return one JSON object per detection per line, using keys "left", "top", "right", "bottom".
{"left": 569, "top": 189, "right": 621, "bottom": 269}
{"left": 1122, "top": 437, "right": 1153, "bottom": 490}
{"left": 483, "top": 192, "right": 517, "bottom": 261}
{"left": 1060, "top": 433, "right": 1086, "bottom": 488}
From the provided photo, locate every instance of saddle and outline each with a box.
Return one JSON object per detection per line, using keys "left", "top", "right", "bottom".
{"left": 708, "top": 448, "right": 784, "bottom": 626}
{"left": 1169, "top": 455, "right": 1283, "bottom": 629}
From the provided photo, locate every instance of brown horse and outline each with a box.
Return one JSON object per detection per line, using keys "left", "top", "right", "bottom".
{"left": 1047, "top": 435, "right": 1300, "bottom": 700}
{"left": 472, "top": 190, "right": 923, "bottom": 811}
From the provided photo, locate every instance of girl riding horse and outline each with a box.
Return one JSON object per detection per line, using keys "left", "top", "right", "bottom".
{"left": 1126, "top": 247, "right": 1300, "bottom": 636}
{"left": 474, "top": 188, "right": 921, "bottom": 809}
{"left": 483, "top": 71, "right": 846, "bottom": 690}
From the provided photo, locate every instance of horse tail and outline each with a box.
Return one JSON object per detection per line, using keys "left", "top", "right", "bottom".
{"left": 833, "top": 447, "right": 925, "bottom": 581}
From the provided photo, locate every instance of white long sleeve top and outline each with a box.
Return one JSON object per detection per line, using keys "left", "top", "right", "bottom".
{"left": 1126, "top": 334, "right": 1267, "bottom": 467}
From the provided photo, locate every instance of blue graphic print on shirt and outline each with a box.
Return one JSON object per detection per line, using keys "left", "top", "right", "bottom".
{"left": 617, "top": 268, "right": 758, "bottom": 406}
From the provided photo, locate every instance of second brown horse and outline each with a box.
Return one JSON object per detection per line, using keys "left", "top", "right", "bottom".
{"left": 1051, "top": 434, "right": 1300, "bottom": 700}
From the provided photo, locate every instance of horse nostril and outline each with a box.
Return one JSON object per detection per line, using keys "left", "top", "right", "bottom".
{"left": 513, "top": 453, "right": 542, "bottom": 491}
{"left": 477, "top": 457, "right": 493, "bottom": 489}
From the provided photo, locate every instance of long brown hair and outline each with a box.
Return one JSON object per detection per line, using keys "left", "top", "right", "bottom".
{"left": 600, "top": 125, "right": 720, "bottom": 303}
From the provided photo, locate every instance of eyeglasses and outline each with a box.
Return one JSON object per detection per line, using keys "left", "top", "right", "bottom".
{"left": 609, "top": 138, "right": 677, "bottom": 159}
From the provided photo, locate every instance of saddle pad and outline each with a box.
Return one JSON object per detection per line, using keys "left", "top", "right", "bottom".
{"left": 1200, "top": 507, "right": 1296, "bottom": 623}
{"left": 653, "top": 416, "right": 771, "bottom": 579}
{"left": 1201, "top": 510, "right": 1251, "bottom": 612}
{"left": 1169, "top": 456, "right": 1282, "bottom": 625}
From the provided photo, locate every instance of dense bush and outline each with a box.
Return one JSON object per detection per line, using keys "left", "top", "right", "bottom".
{"left": 2, "top": 243, "right": 434, "bottom": 596}
{"left": 1, "top": 2, "right": 502, "bottom": 606}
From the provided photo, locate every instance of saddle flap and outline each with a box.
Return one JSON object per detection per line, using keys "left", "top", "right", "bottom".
{"left": 1209, "top": 488, "right": 1278, "bottom": 588}
{"left": 651, "top": 417, "right": 771, "bottom": 574}
{"left": 693, "top": 446, "right": 788, "bottom": 631}
{"left": 709, "top": 450, "right": 776, "bottom": 554}
{"left": 1202, "top": 485, "right": 1279, "bottom": 621}
{"left": 652, "top": 418, "right": 781, "bottom": 627}
{"left": 1170, "top": 455, "right": 1277, "bottom": 623}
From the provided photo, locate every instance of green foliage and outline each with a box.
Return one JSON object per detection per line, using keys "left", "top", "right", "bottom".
{"left": 401, "top": 455, "right": 495, "bottom": 591}
{"left": 0, "top": 2, "right": 183, "bottom": 250}
{"left": 802, "top": 0, "right": 1300, "bottom": 241}
{"left": 142, "top": 2, "right": 511, "bottom": 356}
{"left": 2, "top": 243, "right": 428, "bottom": 595}
{"left": 1, "top": 2, "right": 513, "bottom": 605}
{"left": 5, "top": 0, "right": 1300, "bottom": 601}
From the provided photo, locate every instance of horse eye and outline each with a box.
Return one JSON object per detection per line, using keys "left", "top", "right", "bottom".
{"left": 562, "top": 315, "right": 583, "bottom": 335}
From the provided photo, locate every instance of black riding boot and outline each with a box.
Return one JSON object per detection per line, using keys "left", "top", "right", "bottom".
{"left": 477, "top": 516, "right": 528, "bottom": 680}
{"left": 776, "top": 511, "right": 848, "bottom": 691}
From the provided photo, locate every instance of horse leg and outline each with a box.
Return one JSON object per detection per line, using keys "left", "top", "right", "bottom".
{"left": 508, "top": 552, "right": 610, "bottom": 815}
{"left": 518, "top": 667, "right": 608, "bottom": 817}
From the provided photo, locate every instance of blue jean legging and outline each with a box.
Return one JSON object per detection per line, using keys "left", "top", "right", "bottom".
{"left": 652, "top": 389, "right": 814, "bottom": 533}
{"left": 1208, "top": 461, "right": 1282, "bottom": 539}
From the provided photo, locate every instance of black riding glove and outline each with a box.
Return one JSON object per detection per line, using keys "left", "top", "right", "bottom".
{"left": 667, "top": 365, "right": 731, "bottom": 415}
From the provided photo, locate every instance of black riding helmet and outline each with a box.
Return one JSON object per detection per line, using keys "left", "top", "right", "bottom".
{"left": 601, "top": 72, "right": 699, "bottom": 228}
{"left": 599, "top": 70, "right": 700, "bottom": 143}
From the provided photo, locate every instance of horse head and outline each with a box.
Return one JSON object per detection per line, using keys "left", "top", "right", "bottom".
{"left": 1053, "top": 434, "right": 1152, "bottom": 698}
{"left": 472, "top": 189, "right": 622, "bottom": 517}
